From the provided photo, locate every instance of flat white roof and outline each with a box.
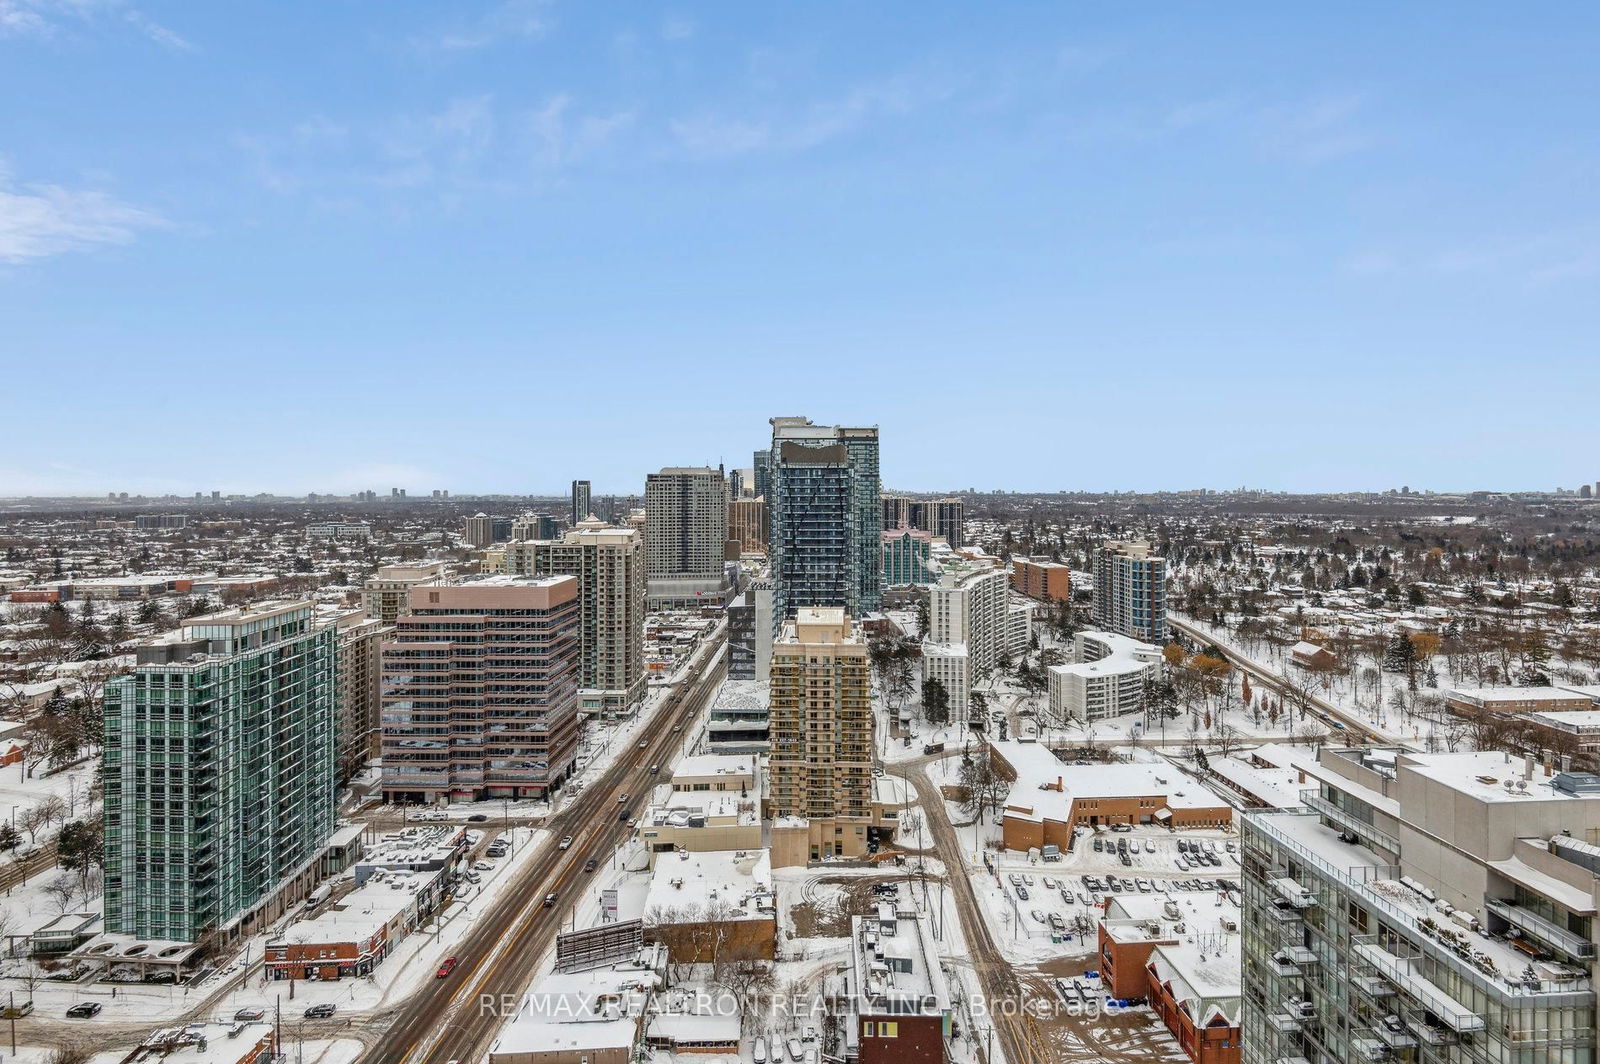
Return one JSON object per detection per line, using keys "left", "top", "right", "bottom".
{"left": 993, "top": 741, "right": 1221, "bottom": 824}
{"left": 644, "top": 848, "right": 773, "bottom": 918}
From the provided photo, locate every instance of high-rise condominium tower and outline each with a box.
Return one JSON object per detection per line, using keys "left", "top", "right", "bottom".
{"left": 768, "top": 608, "right": 874, "bottom": 860}
{"left": 768, "top": 417, "right": 882, "bottom": 621}
{"left": 571, "top": 479, "right": 591, "bottom": 525}
{"left": 1093, "top": 540, "right": 1167, "bottom": 643}
{"left": 103, "top": 602, "right": 336, "bottom": 943}
{"left": 643, "top": 466, "right": 729, "bottom": 606}
{"left": 502, "top": 520, "right": 647, "bottom": 716}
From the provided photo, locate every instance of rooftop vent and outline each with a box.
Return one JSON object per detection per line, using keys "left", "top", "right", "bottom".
{"left": 1552, "top": 772, "right": 1600, "bottom": 796}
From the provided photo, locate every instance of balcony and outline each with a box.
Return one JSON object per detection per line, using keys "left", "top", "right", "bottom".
{"left": 1302, "top": 791, "right": 1400, "bottom": 854}
{"left": 1266, "top": 1013, "right": 1303, "bottom": 1033}
{"left": 1268, "top": 954, "right": 1302, "bottom": 977}
{"left": 1486, "top": 898, "right": 1597, "bottom": 959}
{"left": 1267, "top": 899, "right": 1306, "bottom": 923}
{"left": 1270, "top": 877, "right": 1316, "bottom": 908}
{"left": 1351, "top": 941, "right": 1485, "bottom": 1033}
{"left": 1370, "top": 1020, "right": 1417, "bottom": 1050}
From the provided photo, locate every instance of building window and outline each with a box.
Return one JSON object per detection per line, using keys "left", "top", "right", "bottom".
{"left": 879, "top": 1022, "right": 898, "bottom": 1038}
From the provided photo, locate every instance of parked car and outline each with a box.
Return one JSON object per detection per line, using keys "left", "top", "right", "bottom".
{"left": 1092, "top": 838, "right": 1104, "bottom": 852}
{"left": 304, "top": 1004, "right": 336, "bottom": 1019}
{"left": 234, "top": 1008, "right": 266, "bottom": 1022}
{"left": 66, "top": 1002, "right": 101, "bottom": 1019}
{"left": 1008, "top": 873, "right": 1024, "bottom": 887}
{"left": 1143, "top": 839, "right": 1155, "bottom": 853}
{"left": 1135, "top": 878, "right": 1154, "bottom": 893}
{"left": 436, "top": 957, "right": 458, "bottom": 978}
{"left": 1031, "top": 909, "right": 1048, "bottom": 923}
{"left": 473, "top": 861, "right": 494, "bottom": 871}
{"left": 1015, "top": 886, "right": 1030, "bottom": 901}
{"left": 466, "top": 814, "right": 488, "bottom": 823}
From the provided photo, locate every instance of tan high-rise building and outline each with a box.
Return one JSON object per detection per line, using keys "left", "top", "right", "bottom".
{"left": 463, "top": 512, "right": 495, "bottom": 548}
{"left": 325, "top": 607, "right": 390, "bottom": 784}
{"left": 768, "top": 608, "right": 875, "bottom": 861}
{"left": 502, "top": 519, "right": 647, "bottom": 716}
{"left": 380, "top": 577, "right": 580, "bottom": 804}
{"left": 728, "top": 496, "right": 767, "bottom": 554}
{"left": 363, "top": 561, "right": 449, "bottom": 624}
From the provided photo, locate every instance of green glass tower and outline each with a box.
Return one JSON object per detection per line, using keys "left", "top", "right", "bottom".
{"left": 103, "top": 602, "right": 336, "bottom": 943}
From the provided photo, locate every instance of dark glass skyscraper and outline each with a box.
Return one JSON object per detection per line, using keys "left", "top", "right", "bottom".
{"left": 767, "top": 417, "right": 882, "bottom": 621}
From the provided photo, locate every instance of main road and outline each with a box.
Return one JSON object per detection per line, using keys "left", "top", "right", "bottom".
{"left": 356, "top": 626, "right": 728, "bottom": 1064}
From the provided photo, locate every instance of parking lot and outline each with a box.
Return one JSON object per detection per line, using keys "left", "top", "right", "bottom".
{"left": 971, "top": 826, "right": 1242, "bottom": 964}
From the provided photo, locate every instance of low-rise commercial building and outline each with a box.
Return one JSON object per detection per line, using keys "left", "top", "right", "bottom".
{"left": 845, "top": 905, "right": 953, "bottom": 1064}
{"left": 990, "top": 741, "right": 1230, "bottom": 851}
{"left": 641, "top": 848, "right": 776, "bottom": 963}
{"left": 706, "top": 678, "right": 770, "bottom": 753}
{"left": 1443, "top": 685, "right": 1596, "bottom": 717}
{"left": 1098, "top": 892, "right": 1243, "bottom": 1064}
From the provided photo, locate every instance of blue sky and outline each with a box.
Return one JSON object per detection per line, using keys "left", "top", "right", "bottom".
{"left": 2, "top": 2, "right": 1596, "bottom": 496}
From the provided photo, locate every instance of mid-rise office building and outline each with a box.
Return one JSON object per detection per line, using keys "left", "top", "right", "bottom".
{"left": 570, "top": 479, "right": 591, "bottom": 525}
{"left": 501, "top": 520, "right": 647, "bottom": 715}
{"left": 380, "top": 577, "right": 581, "bottom": 804}
{"left": 728, "top": 497, "right": 767, "bottom": 554}
{"left": 768, "top": 417, "right": 882, "bottom": 621}
{"left": 768, "top": 608, "right": 875, "bottom": 861}
{"left": 1242, "top": 747, "right": 1600, "bottom": 1064}
{"left": 363, "top": 561, "right": 448, "bottom": 624}
{"left": 1011, "top": 557, "right": 1072, "bottom": 602}
{"left": 882, "top": 527, "right": 935, "bottom": 586}
{"left": 103, "top": 602, "right": 336, "bottom": 943}
{"left": 327, "top": 607, "right": 389, "bottom": 784}
{"left": 1093, "top": 540, "right": 1166, "bottom": 643}
{"left": 644, "top": 466, "right": 730, "bottom": 605}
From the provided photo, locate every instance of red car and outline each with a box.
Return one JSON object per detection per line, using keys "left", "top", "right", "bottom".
{"left": 436, "top": 957, "right": 459, "bottom": 979}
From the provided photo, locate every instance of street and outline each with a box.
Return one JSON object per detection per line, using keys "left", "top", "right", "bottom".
{"left": 355, "top": 626, "right": 728, "bottom": 1064}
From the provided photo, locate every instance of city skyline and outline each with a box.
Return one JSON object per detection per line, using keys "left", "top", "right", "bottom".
{"left": 3, "top": 4, "right": 1597, "bottom": 496}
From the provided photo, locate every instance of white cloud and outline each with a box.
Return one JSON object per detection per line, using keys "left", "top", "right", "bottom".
{"left": 1258, "top": 93, "right": 1371, "bottom": 162}
{"left": 670, "top": 70, "right": 957, "bottom": 159}
{"left": 1342, "top": 228, "right": 1600, "bottom": 285}
{"left": 0, "top": 0, "right": 189, "bottom": 49}
{"left": 0, "top": 164, "right": 165, "bottom": 264}
{"left": 528, "top": 94, "right": 634, "bottom": 167}
{"left": 425, "top": 0, "right": 551, "bottom": 52}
